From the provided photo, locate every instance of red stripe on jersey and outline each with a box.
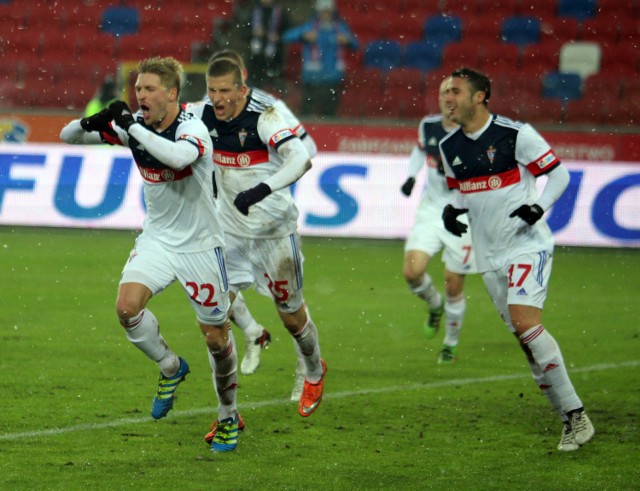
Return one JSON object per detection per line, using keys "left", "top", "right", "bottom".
{"left": 101, "top": 129, "right": 122, "bottom": 146}
{"left": 136, "top": 164, "right": 193, "bottom": 183}
{"left": 446, "top": 176, "right": 458, "bottom": 190}
{"left": 213, "top": 149, "right": 269, "bottom": 168}
{"left": 457, "top": 167, "right": 521, "bottom": 194}
{"left": 269, "top": 128, "right": 295, "bottom": 147}
{"left": 527, "top": 150, "right": 560, "bottom": 176}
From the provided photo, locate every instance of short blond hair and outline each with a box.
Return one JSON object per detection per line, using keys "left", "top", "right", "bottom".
{"left": 137, "top": 57, "right": 184, "bottom": 96}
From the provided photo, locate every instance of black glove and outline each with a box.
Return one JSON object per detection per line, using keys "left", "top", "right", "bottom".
{"left": 80, "top": 108, "right": 114, "bottom": 134}
{"left": 234, "top": 183, "right": 272, "bottom": 215}
{"left": 107, "top": 101, "right": 136, "bottom": 131}
{"left": 442, "top": 204, "right": 469, "bottom": 237}
{"left": 509, "top": 204, "right": 544, "bottom": 225}
{"left": 400, "top": 177, "right": 415, "bottom": 196}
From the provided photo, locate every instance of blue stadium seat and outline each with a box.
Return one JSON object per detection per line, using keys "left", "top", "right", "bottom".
{"left": 401, "top": 41, "right": 443, "bottom": 72}
{"left": 501, "top": 16, "right": 540, "bottom": 47}
{"left": 557, "top": 0, "right": 597, "bottom": 21}
{"left": 100, "top": 6, "right": 140, "bottom": 37}
{"left": 363, "top": 40, "right": 402, "bottom": 70}
{"left": 542, "top": 71, "right": 583, "bottom": 102}
{"left": 423, "top": 14, "right": 462, "bottom": 45}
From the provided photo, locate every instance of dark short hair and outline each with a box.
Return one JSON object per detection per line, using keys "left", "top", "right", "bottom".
{"left": 451, "top": 67, "right": 491, "bottom": 105}
{"left": 206, "top": 58, "right": 243, "bottom": 88}
{"left": 208, "top": 49, "right": 245, "bottom": 71}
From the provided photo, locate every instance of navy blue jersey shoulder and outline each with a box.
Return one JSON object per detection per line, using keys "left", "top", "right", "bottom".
{"left": 200, "top": 94, "right": 268, "bottom": 154}
{"left": 421, "top": 115, "right": 448, "bottom": 174}
{"left": 128, "top": 108, "right": 196, "bottom": 170}
{"left": 440, "top": 114, "right": 521, "bottom": 180}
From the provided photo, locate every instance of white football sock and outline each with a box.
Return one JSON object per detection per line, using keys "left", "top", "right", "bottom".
{"left": 208, "top": 329, "right": 238, "bottom": 421}
{"left": 123, "top": 309, "right": 179, "bottom": 376}
{"left": 230, "top": 291, "right": 262, "bottom": 339}
{"left": 520, "top": 325, "right": 583, "bottom": 415}
{"left": 293, "top": 317, "right": 322, "bottom": 382}
{"left": 410, "top": 273, "right": 442, "bottom": 309}
{"left": 443, "top": 293, "right": 465, "bottom": 346}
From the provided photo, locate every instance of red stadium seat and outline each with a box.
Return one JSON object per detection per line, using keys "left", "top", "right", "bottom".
{"left": 25, "top": 3, "right": 67, "bottom": 29}
{"left": 539, "top": 17, "right": 580, "bottom": 45}
{"left": 116, "top": 35, "right": 154, "bottom": 62}
{"left": 583, "top": 72, "right": 625, "bottom": 100}
{"left": 477, "top": 41, "right": 519, "bottom": 72}
{"left": 595, "top": 0, "right": 636, "bottom": 17}
{"left": 580, "top": 17, "right": 619, "bottom": 45}
{"left": 441, "top": 43, "right": 477, "bottom": 68}
{"left": 381, "top": 15, "right": 425, "bottom": 43}
{"left": 521, "top": 40, "right": 563, "bottom": 73}
{"left": 153, "top": 36, "right": 194, "bottom": 63}
{"left": 385, "top": 68, "right": 425, "bottom": 92}
{"left": 463, "top": 14, "right": 503, "bottom": 43}
{"left": 517, "top": 0, "right": 557, "bottom": 18}
{"left": 617, "top": 18, "right": 640, "bottom": 45}
{"left": 439, "top": 0, "right": 479, "bottom": 17}
{"left": 524, "top": 98, "right": 565, "bottom": 125}
{"left": 476, "top": 0, "right": 518, "bottom": 17}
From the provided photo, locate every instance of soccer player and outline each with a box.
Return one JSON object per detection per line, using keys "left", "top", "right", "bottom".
{"left": 203, "top": 49, "right": 317, "bottom": 399}
{"left": 439, "top": 67, "right": 594, "bottom": 451}
{"left": 401, "top": 77, "right": 476, "bottom": 363}
{"left": 186, "top": 58, "right": 327, "bottom": 435}
{"left": 59, "top": 57, "right": 240, "bottom": 453}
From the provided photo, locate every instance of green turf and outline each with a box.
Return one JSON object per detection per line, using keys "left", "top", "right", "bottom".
{"left": 1, "top": 227, "right": 638, "bottom": 490}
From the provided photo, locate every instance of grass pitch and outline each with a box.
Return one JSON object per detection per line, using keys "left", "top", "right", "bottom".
{"left": 0, "top": 227, "right": 638, "bottom": 490}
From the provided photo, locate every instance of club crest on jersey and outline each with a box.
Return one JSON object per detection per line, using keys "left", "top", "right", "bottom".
{"left": 486, "top": 145, "right": 496, "bottom": 163}
{"left": 238, "top": 129, "right": 247, "bottom": 147}
{"left": 428, "top": 136, "right": 438, "bottom": 146}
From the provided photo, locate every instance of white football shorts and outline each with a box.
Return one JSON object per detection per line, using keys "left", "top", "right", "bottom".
{"left": 404, "top": 202, "right": 476, "bottom": 274}
{"left": 119, "top": 233, "right": 230, "bottom": 325}
{"left": 224, "top": 232, "right": 305, "bottom": 314}
{"left": 482, "top": 250, "right": 553, "bottom": 320}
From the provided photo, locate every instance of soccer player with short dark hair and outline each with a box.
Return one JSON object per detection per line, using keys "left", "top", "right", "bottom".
{"left": 439, "top": 67, "right": 594, "bottom": 452}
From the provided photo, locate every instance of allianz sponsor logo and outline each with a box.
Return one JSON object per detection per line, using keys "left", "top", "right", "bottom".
{"left": 459, "top": 176, "right": 502, "bottom": 192}
{"left": 138, "top": 166, "right": 175, "bottom": 182}
{"left": 213, "top": 152, "right": 251, "bottom": 167}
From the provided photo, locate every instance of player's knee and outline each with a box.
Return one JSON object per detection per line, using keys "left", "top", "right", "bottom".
{"left": 403, "top": 263, "right": 422, "bottom": 284}
{"left": 115, "top": 297, "right": 144, "bottom": 324}
{"left": 202, "top": 325, "right": 227, "bottom": 352}
{"left": 278, "top": 304, "right": 307, "bottom": 333}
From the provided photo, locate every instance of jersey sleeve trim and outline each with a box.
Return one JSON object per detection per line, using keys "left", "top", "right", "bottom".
{"left": 178, "top": 134, "right": 206, "bottom": 158}
{"left": 269, "top": 128, "right": 297, "bottom": 150}
{"left": 526, "top": 149, "right": 560, "bottom": 177}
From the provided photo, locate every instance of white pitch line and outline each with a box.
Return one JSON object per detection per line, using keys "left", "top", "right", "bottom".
{"left": 1, "top": 360, "right": 637, "bottom": 442}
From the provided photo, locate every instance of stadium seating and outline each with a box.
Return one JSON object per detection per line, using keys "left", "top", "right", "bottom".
{"left": 423, "top": 14, "right": 462, "bottom": 45}
{"left": 100, "top": 6, "right": 140, "bottom": 37}
{"left": 501, "top": 16, "right": 541, "bottom": 47}
{"left": 401, "top": 41, "right": 443, "bottom": 72}
{"left": 557, "top": 0, "right": 597, "bottom": 20}
{"left": 559, "top": 42, "right": 602, "bottom": 81}
{"left": 1, "top": 0, "right": 639, "bottom": 128}
{"left": 542, "top": 71, "right": 583, "bottom": 102}
{"left": 363, "top": 40, "right": 402, "bottom": 70}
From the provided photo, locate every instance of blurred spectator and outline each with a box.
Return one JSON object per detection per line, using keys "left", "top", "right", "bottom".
{"left": 282, "top": 0, "right": 358, "bottom": 118}
{"left": 247, "top": 0, "right": 291, "bottom": 92}
{"left": 84, "top": 75, "right": 117, "bottom": 117}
